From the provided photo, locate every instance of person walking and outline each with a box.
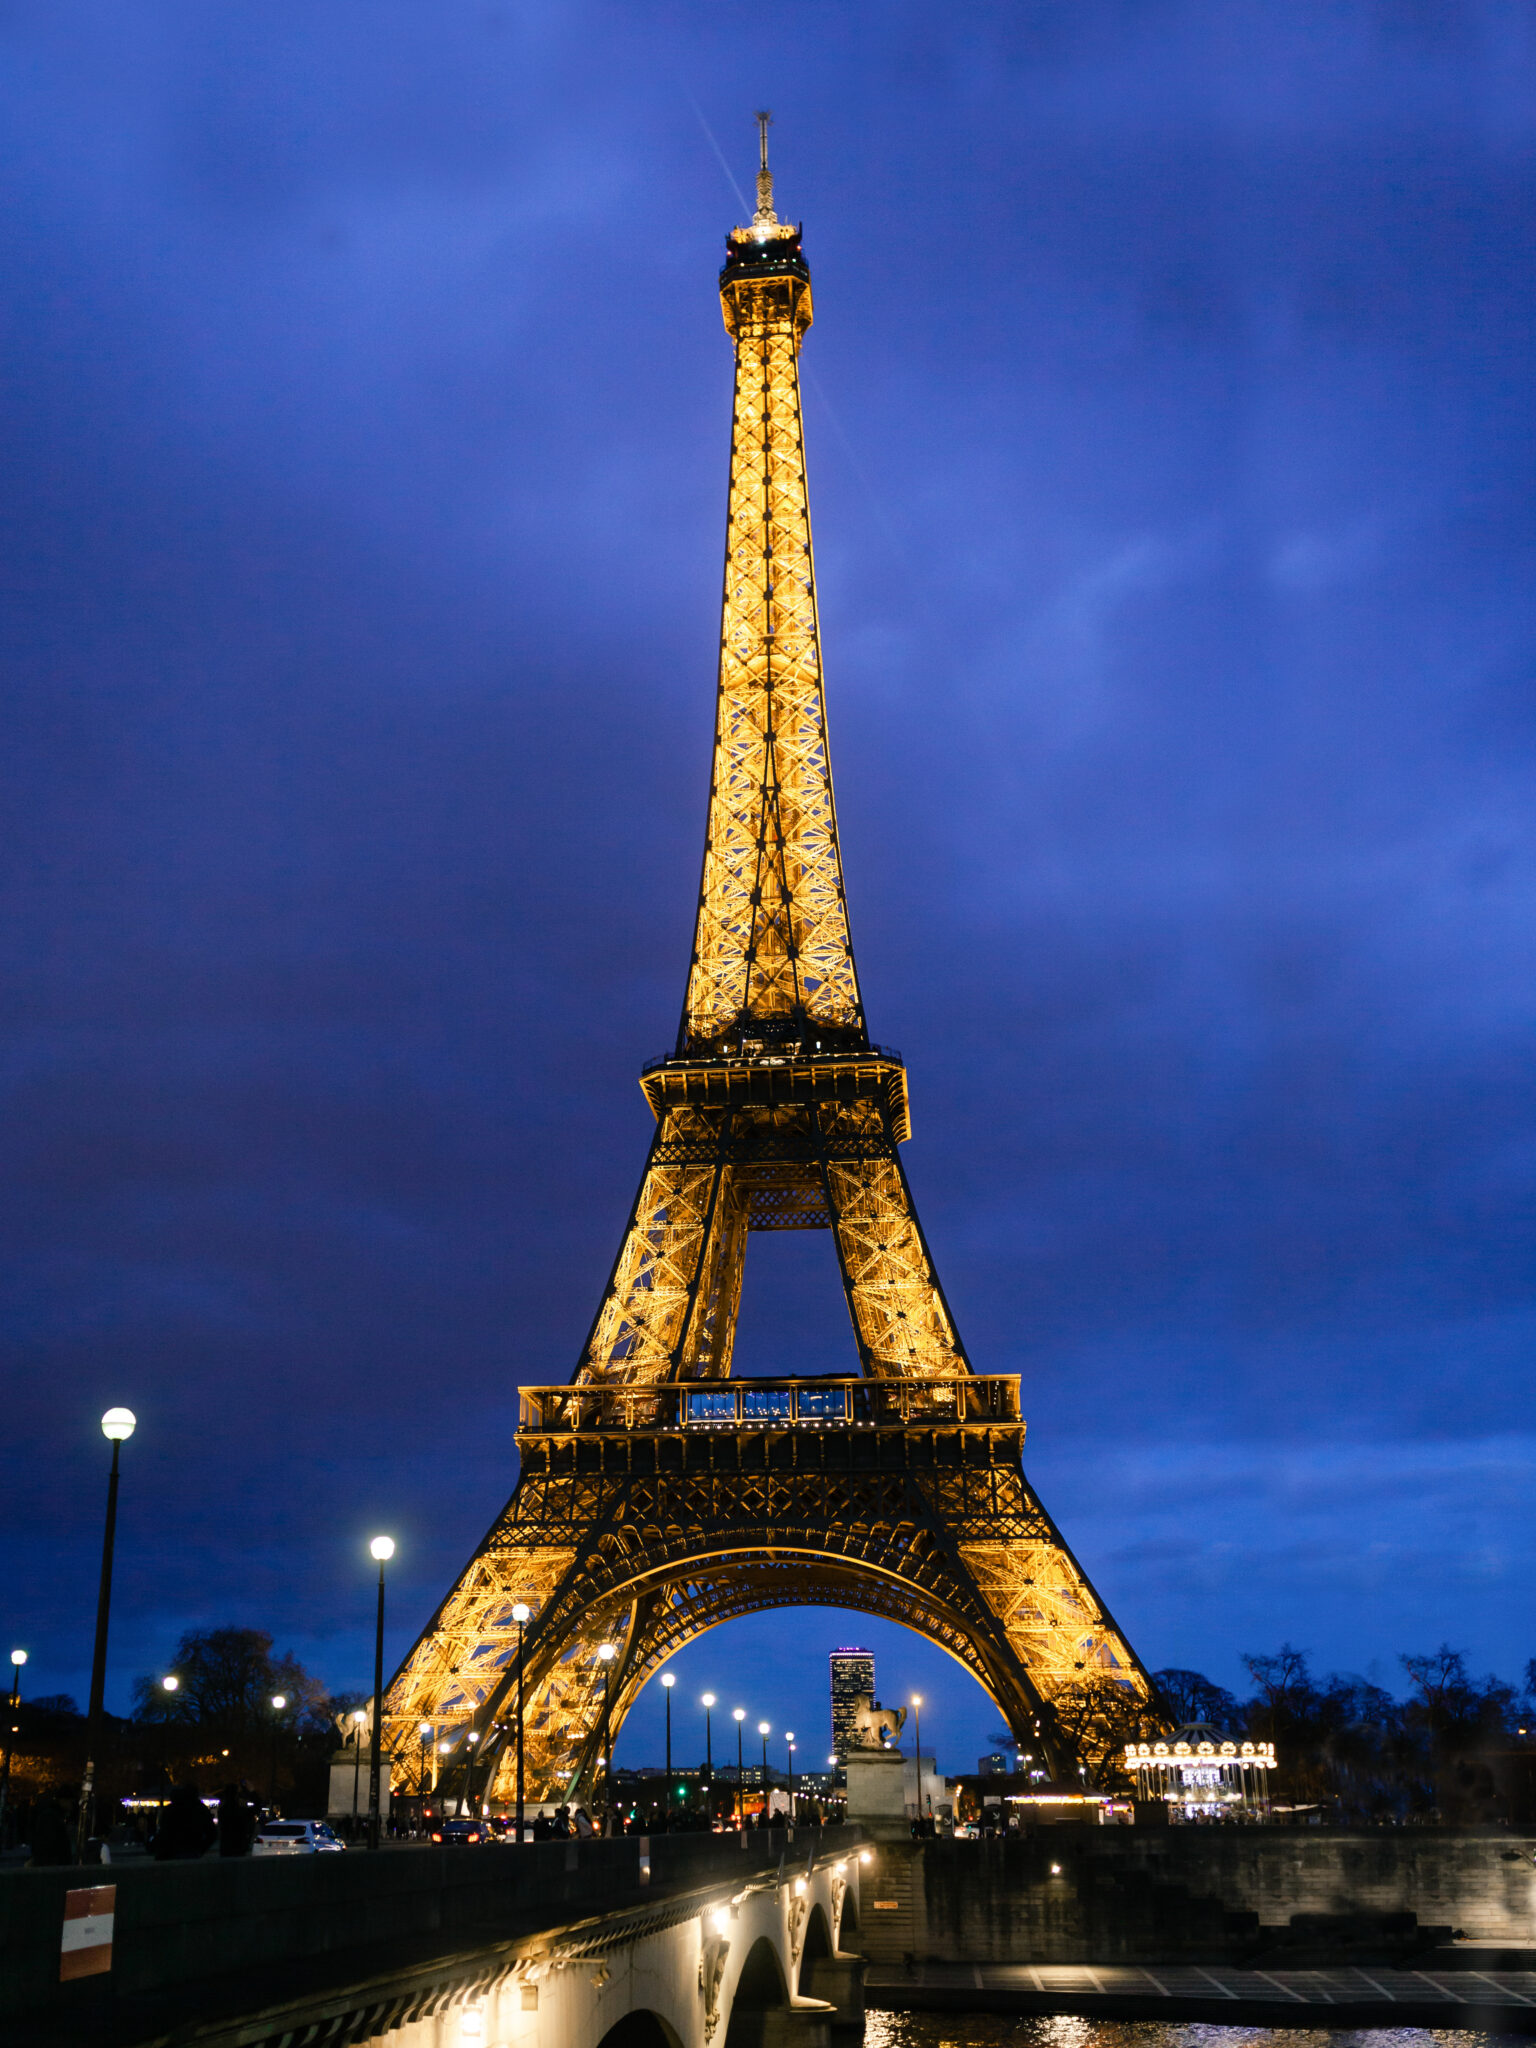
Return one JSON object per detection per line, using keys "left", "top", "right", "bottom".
{"left": 217, "top": 1783, "right": 256, "bottom": 1857}
{"left": 152, "top": 1783, "right": 215, "bottom": 1860}
{"left": 27, "top": 1796, "right": 73, "bottom": 1867}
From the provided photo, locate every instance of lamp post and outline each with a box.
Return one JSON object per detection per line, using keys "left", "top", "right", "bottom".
{"left": 79, "top": 1406, "right": 136, "bottom": 1860}
{"left": 785, "top": 1732, "right": 796, "bottom": 1823}
{"left": 661, "top": 1673, "right": 676, "bottom": 1826}
{"left": 758, "top": 1721, "right": 770, "bottom": 1824}
{"left": 367, "top": 1536, "right": 394, "bottom": 1850}
{"left": 0, "top": 1649, "right": 26, "bottom": 1848}
{"left": 733, "top": 1709, "right": 746, "bottom": 1830}
{"left": 511, "top": 1603, "right": 530, "bottom": 1843}
{"left": 910, "top": 1693, "right": 924, "bottom": 1822}
{"left": 269, "top": 1694, "right": 287, "bottom": 1808}
{"left": 701, "top": 1693, "right": 715, "bottom": 1826}
{"left": 350, "top": 1707, "right": 366, "bottom": 1827}
{"left": 596, "top": 1643, "right": 616, "bottom": 1832}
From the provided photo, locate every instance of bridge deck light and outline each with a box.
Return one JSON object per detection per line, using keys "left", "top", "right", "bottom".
{"left": 858, "top": 1850, "right": 873, "bottom": 1865}
{"left": 709, "top": 1907, "right": 731, "bottom": 1936}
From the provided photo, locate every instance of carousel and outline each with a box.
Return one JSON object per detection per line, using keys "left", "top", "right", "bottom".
{"left": 1124, "top": 1722, "right": 1276, "bottom": 1820}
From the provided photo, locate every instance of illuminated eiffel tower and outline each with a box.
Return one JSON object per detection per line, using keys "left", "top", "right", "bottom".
{"left": 383, "top": 120, "right": 1154, "bottom": 1806}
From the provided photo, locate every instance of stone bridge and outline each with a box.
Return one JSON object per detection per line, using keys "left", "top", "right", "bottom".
{"left": 3, "top": 1827, "right": 868, "bottom": 2048}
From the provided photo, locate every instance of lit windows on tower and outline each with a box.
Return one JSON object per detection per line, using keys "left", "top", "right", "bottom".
{"left": 830, "top": 1647, "right": 874, "bottom": 1758}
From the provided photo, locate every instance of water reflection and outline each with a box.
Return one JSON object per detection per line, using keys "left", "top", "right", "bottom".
{"left": 863, "top": 2017, "right": 1524, "bottom": 2048}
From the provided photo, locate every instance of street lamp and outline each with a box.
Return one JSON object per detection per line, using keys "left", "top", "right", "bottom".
{"left": 160, "top": 1675, "right": 179, "bottom": 1695}
{"left": 660, "top": 1673, "right": 676, "bottom": 1825}
{"left": 701, "top": 1693, "right": 715, "bottom": 1823}
{"left": 269, "top": 1694, "right": 288, "bottom": 1808}
{"left": 758, "top": 1721, "right": 771, "bottom": 1822}
{"left": 417, "top": 1720, "right": 432, "bottom": 1826}
{"left": 596, "top": 1643, "right": 617, "bottom": 1832}
{"left": 367, "top": 1536, "right": 394, "bottom": 1851}
{"left": 785, "top": 1732, "right": 796, "bottom": 1823}
{"left": 733, "top": 1709, "right": 746, "bottom": 1830}
{"left": 511, "top": 1602, "right": 531, "bottom": 1844}
{"left": 79, "top": 1406, "right": 136, "bottom": 1859}
{"left": 351, "top": 1707, "right": 367, "bottom": 1826}
{"left": 0, "top": 1650, "right": 26, "bottom": 1847}
{"left": 911, "top": 1693, "right": 924, "bottom": 1821}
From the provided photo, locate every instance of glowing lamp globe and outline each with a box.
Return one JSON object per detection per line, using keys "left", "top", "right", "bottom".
{"left": 101, "top": 1408, "right": 136, "bottom": 1443}
{"left": 511, "top": 1603, "right": 531, "bottom": 1625}
{"left": 369, "top": 1535, "right": 395, "bottom": 1562}
{"left": 10, "top": 1650, "right": 27, "bottom": 1669}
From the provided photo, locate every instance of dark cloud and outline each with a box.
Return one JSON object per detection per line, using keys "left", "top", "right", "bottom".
{"left": 3, "top": 0, "right": 1533, "bottom": 1768}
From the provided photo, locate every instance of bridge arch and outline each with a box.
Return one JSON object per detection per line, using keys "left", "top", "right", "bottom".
{"left": 722, "top": 1936, "right": 791, "bottom": 2048}
{"left": 596, "top": 2015, "right": 685, "bottom": 2048}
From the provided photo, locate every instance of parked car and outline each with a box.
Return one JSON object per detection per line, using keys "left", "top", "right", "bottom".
{"left": 430, "top": 1817, "right": 486, "bottom": 1845}
{"left": 252, "top": 1820, "right": 345, "bottom": 1856}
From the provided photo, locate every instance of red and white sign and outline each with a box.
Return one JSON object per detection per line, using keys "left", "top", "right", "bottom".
{"left": 60, "top": 1885, "right": 116, "bottom": 1981}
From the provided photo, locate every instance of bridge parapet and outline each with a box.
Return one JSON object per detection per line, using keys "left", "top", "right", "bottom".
{"left": 5, "top": 1825, "right": 869, "bottom": 2048}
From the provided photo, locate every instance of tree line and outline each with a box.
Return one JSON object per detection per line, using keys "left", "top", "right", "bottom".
{"left": 1149, "top": 1643, "right": 1535, "bottom": 1823}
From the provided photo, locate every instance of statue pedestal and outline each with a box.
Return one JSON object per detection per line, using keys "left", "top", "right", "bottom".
{"left": 844, "top": 1749, "right": 909, "bottom": 1840}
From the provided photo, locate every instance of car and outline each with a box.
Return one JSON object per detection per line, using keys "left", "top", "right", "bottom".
{"left": 252, "top": 1820, "right": 345, "bottom": 1856}
{"left": 430, "top": 1817, "right": 487, "bottom": 1845}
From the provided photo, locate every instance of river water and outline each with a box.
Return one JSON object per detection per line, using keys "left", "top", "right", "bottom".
{"left": 865, "top": 2016, "right": 1524, "bottom": 2048}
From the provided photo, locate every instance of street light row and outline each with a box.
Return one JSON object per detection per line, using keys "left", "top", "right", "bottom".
{"left": 62, "top": 1409, "right": 937, "bottom": 1851}
{"left": 66, "top": 1404, "right": 404, "bottom": 1854}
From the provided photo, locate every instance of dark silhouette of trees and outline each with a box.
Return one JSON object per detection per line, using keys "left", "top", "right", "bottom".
{"left": 130, "top": 1627, "right": 337, "bottom": 1810}
{"left": 1143, "top": 1641, "right": 1535, "bottom": 1821}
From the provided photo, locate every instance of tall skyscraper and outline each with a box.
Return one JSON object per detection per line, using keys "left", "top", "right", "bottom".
{"left": 830, "top": 1647, "right": 874, "bottom": 1758}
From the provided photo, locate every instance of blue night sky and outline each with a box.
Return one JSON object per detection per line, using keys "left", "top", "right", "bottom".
{"left": 4, "top": 2, "right": 1535, "bottom": 1775}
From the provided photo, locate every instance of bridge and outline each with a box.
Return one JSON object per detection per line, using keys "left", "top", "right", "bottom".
{"left": 8, "top": 1823, "right": 1536, "bottom": 2044}
{"left": 4, "top": 1827, "right": 867, "bottom": 2048}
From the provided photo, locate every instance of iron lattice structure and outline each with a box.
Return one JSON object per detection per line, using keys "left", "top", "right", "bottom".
{"left": 383, "top": 137, "right": 1155, "bottom": 1806}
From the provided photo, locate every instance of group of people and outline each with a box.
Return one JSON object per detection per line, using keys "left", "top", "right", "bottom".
{"left": 21, "top": 1781, "right": 266, "bottom": 1865}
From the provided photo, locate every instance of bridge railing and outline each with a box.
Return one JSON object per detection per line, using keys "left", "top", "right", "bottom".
{"left": 518, "top": 1374, "right": 1021, "bottom": 1434}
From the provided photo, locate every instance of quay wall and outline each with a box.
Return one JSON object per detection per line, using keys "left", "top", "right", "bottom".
{"left": 858, "top": 1829, "right": 1536, "bottom": 1964}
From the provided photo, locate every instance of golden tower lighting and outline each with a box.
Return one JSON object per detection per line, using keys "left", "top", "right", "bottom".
{"left": 379, "top": 119, "right": 1155, "bottom": 1807}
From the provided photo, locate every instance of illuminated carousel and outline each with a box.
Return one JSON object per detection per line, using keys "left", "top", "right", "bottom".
{"left": 1124, "top": 1723, "right": 1276, "bottom": 1820}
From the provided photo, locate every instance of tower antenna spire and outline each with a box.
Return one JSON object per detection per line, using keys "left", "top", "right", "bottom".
{"left": 753, "top": 108, "right": 776, "bottom": 227}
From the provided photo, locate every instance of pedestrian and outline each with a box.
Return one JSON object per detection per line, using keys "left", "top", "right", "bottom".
{"left": 217, "top": 1783, "right": 256, "bottom": 1857}
{"left": 152, "top": 1783, "right": 216, "bottom": 1861}
{"left": 26, "top": 1796, "right": 73, "bottom": 1867}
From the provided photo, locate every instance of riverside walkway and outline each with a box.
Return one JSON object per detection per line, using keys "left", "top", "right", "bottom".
{"left": 868, "top": 1956, "right": 1536, "bottom": 2031}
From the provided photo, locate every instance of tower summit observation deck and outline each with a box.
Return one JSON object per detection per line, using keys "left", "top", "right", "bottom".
{"left": 380, "top": 121, "right": 1157, "bottom": 1809}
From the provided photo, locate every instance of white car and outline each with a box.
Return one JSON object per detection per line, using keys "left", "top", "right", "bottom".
{"left": 252, "top": 1820, "right": 345, "bottom": 1855}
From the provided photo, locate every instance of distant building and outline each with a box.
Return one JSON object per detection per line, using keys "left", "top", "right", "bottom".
{"left": 977, "top": 1751, "right": 1011, "bottom": 1777}
{"left": 830, "top": 1647, "right": 874, "bottom": 1758}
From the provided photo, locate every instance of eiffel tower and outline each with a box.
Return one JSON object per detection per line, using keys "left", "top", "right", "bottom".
{"left": 382, "top": 120, "right": 1154, "bottom": 1807}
